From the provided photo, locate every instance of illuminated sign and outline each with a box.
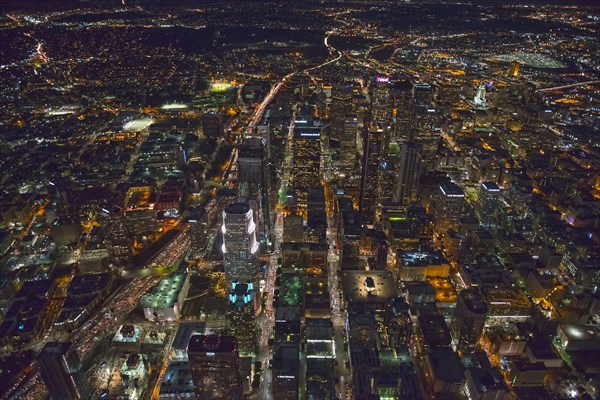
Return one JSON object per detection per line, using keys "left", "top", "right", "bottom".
{"left": 300, "top": 133, "right": 320, "bottom": 137}
{"left": 376, "top": 76, "right": 390, "bottom": 83}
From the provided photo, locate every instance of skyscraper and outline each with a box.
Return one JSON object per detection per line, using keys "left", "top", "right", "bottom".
{"left": 434, "top": 182, "right": 465, "bottom": 234}
{"left": 392, "top": 141, "right": 423, "bottom": 205}
{"left": 291, "top": 116, "right": 323, "bottom": 208}
{"left": 188, "top": 335, "right": 243, "bottom": 400}
{"left": 37, "top": 341, "right": 91, "bottom": 400}
{"left": 371, "top": 77, "right": 392, "bottom": 128}
{"left": 453, "top": 288, "right": 488, "bottom": 352}
{"left": 222, "top": 202, "right": 259, "bottom": 292}
{"left": 340, "top": 115, "right": 358, "bottom": 175}
{"left": 410, "top": 82, "right": 438, "bottom": 168}
{"left": 331, "top": 83, "right": 353, "bottom": 143}
{"left": 360, "top": 125, "right": 384, "bottom": 226}
{"left": 478, "top": 182, "right": 501, "bottom": 228}
{"left": 228, "top": 281, "right": 257, "bottom": 355}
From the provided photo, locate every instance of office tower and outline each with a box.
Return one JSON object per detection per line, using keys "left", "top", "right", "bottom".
{"left": 202, "top": 110, "right": 223, "bottom": 138}
{"left": 238, "top": 138, "right": 271, "bottom": 244}
{"left": 100, "top": 208, "right": 134, "bottom": 270}
{"left": 391, "top": 79, "right": 413, "bottom": 143}
{"left": 412, "top": 82, "right": 432, "bottom": 111}
{"left": 291, "top": 118, "right": 323, "bottom": 208}
{"left": 392, "top": 141, "right": 423, "bottom": 205}
{"left": 340, "top": 115, "right": 358, "bottom": 175}
{"left": 434, "top": 182, "right": 465, "bottom": 234}
{"left": 371, "top": 76, "right": 392, "bottom": 127}
{"left": 360, "top": 125, "right": 384, "bottom": 226}
{"left": 478, "top": 182, "right": 501, "bottom": 228}
{"left": 410, "top": 82, "right": 438, "bottom": 168}
{"left": 238, "top": 138, "right": 266, "bottom": 184}
{"left": 188, "top": 335, "right": 243, "bottom": 400}
{"left": 222, "top": 202, "right": 259, "bottom": 292}
{"left": 331, "top": 83, "right": 353, "bottom": 142}
{"left": 272, "top": 343, "right": 300, "bottom": 400}
{"left": 228, "top": 281, "right": 257, "bottom": 355}
{"left": 37, "top": 341, "right": 91, "bottom": 400}
{"left": 453, "top": 288, "right": 488, "bottom": 352}
{"left": 510, "top": 61, "right": 520, "bottom": 77}
{"left": 473, "top": 84, "right": 487, "bottom": 108}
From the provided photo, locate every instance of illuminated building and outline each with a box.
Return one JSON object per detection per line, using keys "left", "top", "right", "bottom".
{"left": 478, "top": 182, "right": 501, "bottom": 228}
{"left": 465, "top": 367, "right": 508, "bottom": 400}
{"left": 202, "top": 110, "right": 223, "bottom": 138}
{"left": 452, "top": 288, "right": 488, "bottom": 352}
{"left": 188, "top": 335, "right": 243, "bottom": 400}
{"left": 510, "top": 61, "right": 520, "bottom": 77}
{"left": 371, "top": 76, "right": 392, "bottom": 129}
{"left": 272, "top": 343, "right": 300, "bottom": 400}
{"left": 291, "top": 117, "right": 323, "bottom": 207}
{"left": 360, "top": 125, "right": 384, "bottom": 225}
{"left": 426, "top": 348, "right": 466, "bottom": 394}
{"left": 341, "top": 270, "right": 398, "bottom": 313}
{"left": 434, "top": 182, "right": 465, "bottom": 234}
{"left": 410, "top": 83, "right": 438, "bottom": 168}
{"left": 37, "top": 341, "right": 91, "bottom": 400}
{"left": 120, "top": 353, "right": 147, "bottom": 400}
{"left": 228, "top": 281, "right": 257, "bottom": 355}
{"left": 100, "top": 208, "right": 133, "bottom": 269}
{"left": 473, "top": 84, "right": 487, "bottom": 108}
{"left": 141, "top": 272, "right": 190, "bottom": 321}
{"left": 392, "top": 141, "right": 423, "bottom": 205}
{"left": 340, "top": 115, "right": 358, "bottom": 175}
{"left": 222, "top": 202, "right": 259, "bottom": 292}
{"left": 397, "top": 251, "right": 450, "bottom": 281}
{"left": 331, "top": 83, "right": 353, "bottom": 143}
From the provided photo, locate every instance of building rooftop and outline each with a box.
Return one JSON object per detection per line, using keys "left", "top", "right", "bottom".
{"left": 188, "top": 334, "right": 237, "bottom": 354}
{"left": 459, "top": 288, "right": 488, "bottom": 314}
{"left": 427, "top": 348, "right": 465, "bottom": 383}
{"left": 224, "top": 202, "right": 251, "bottom": 215}
{"left": 341, "top": 271, "right": 398, "bottom": 303}
{"left": 141, "top": 272, "right": 186, "bottom": 310}
{"left": 399, "top": 251, "right": 448, "bottom": 267}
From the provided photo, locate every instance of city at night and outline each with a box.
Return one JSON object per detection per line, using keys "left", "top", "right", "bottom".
{"left": 0, "top": 0, "right": 599, "bottom": 399}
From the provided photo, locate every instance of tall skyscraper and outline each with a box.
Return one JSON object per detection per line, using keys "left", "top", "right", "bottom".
{"left": 331, "top": 83, "right": 353, "bottom": 142}
{"left": 360, "top": 125, "right": 384, "bottom": 226}
{"left": 473, "top": 84, "right": 487, "bottom": 108}
{"left": 291, "top": 116, "right": 323, "bottom": 208}
{"left": 340, "top": 115, "right": 358, "bottom": 175}
{"left": 478, "top": 182, "right": 501, "bottom": 228}
{"left": 37, "top": 342, "right": 91, "bottom": 400}
{"left": 371, "top": 77, "right": 392, "bottom": 128}
{"left": 188, "top": 335, "right": 243, "bottom": 400}
{"left": 238, "top": 138, "right": 271, "bottom": 245}
{"left": 410, "top": 82, "right": 438, "bottom": 168}
{"left": 434, "top": 182, "right": 465, "bottom": 234}
{"left": 453, "top": 288, "right": 488, "bottom": 352}
{"left": 222, "top": 202, "right": 259, "bottom": 292}
{"left": 228, "top": 281, "right": 257, "bottom": 355}
{"left": 392, "top": 141, "right": 423, "bottom": 205}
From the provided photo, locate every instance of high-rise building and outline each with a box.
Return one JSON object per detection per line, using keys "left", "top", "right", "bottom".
{"left": 452, "top": 288, "right": 488, "bottom": 352}
{"left": 331, "top": 83, "right": 353, "bottom": 143}
{"left": 340, "top": 115, "right": 358, "bottom": 175}
{"left": 228, "top": 281, "right": 257, "bottom": 355}
{"left": 510, "top": 61, "right": 520, "bottom": 77}
{"left": 291, "top": 117, "right": 323, "bottom": 208}
{"left": 360, "top": 125, "right": 384, "bottom": 226}
{"left": 37, "top": 341, "right": 91, "bottom": 400}
{"left": 478, "top": 182, "right": 501, "bottom": 228}
{"left": 410, "top": 83, "right": 438, "bottom": 168}
{"left": 222, "top": 202, "right": 259, "bottom": 292}
{"left": 100, "top": 208, "right": 134, "bottom": 270}
{"left": 473, "top": 84, "right": 487, "bottom": 108}
{"left": 202, "top": 110, "right": 223, "bottom": 138}
{"left": 188, "top": 335, "right": 243, "bottom": 400}
{"left": 434, "top": 182, "right": 465, "bottom": 234}
{"left": 238, "top": 138, "right": 271, "bottom": 245}
{"left": 371, "top": 76, "right": 392, "bottom": 128}
{"left": 392, "top": 141, "right": 423, "bottom": 205}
